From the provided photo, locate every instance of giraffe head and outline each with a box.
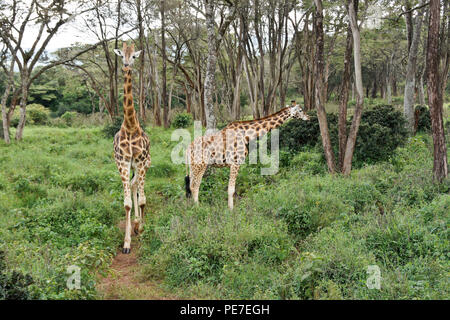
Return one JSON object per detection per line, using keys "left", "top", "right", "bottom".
{"left": 114, "top": 42, "right": 141, "bottom": 70}
{"left": 289, "top": 105, "right": 310, "bottom": 121}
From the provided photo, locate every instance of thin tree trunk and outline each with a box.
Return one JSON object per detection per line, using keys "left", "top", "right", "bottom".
{"left": 342, "top": 0, "right": 363, "bottom": 175}
{"left": 338, "top": 24, "right": 353, "bottom": 171}
{"left": 15, "top": 77, "right": 29, "bottom": 141}
{"left": 204, "top": 0, "right": 218, "bottom": 132}
{"left": 403, "top": 0, "right": 426, "bottom": 133}
{"left": 426, "top": 0, "right": 448, "bottom": 182}
{"left": 314, "top": 0, "right": 335, "bottom": 173}
{"left": 161, "top": 0, "right": 169, "bottom": 128}
{"left": 137, "top": 0, "right": 146, "bottom": 121}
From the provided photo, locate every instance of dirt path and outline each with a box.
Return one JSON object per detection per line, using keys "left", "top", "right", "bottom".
{"left": 96, "top": 221, "right": 179, "bottom": 300}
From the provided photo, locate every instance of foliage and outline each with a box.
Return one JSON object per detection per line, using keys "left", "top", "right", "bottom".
{"left": 61, "top": 111, "right": 78, "bottom": 126}
{"left": 354, "top": 105, "right": 408, "bottom": 164}
{"left": 415, "top": 105, "right": 431, "bottom": 133}
{"left": 172, "top": 112, "right": 193, "bottom": 128}
{"left": 10, "top": 104, "right": 50, "bottom": 126}
{"left": 0, "top": 127, "right": 122, "bottom": 299}
{"left": 279, "top": 105, "right": 408, "bottom": 166}
{"left": 0, "top": 250, "right": 37, "bottom": 300}
{"left": 27, "top": 104, "right": 50, "bottom": 125}
{"left": 0, "top": 125, "right": 448, "bottom": 300}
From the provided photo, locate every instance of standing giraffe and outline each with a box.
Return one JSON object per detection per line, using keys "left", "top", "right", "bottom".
{"left": 185, "top": 105, "right": 310, "bottom": 210}
{"left": 113, "top": 42, "right": 151, "bottom": 254}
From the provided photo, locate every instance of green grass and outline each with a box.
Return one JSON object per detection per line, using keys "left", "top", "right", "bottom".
{"left": 0, "top": 125, "right": 449, "bottom": 300}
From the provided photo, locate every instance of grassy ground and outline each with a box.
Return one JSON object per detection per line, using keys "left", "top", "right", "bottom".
{"left": 0, "top": 121, "right": 448, "bottom": 299}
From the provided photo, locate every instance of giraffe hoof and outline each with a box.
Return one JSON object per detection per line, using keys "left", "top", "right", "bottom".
{"left": 122, "top": 248, "right": 131, "bottom": 254}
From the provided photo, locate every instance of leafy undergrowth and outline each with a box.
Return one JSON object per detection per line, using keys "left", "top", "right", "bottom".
{"left": 139, "top": 133, "right": 449, "bottom": 300}
{"left": 0, "top": 126, "right": 448, "bottom": 300}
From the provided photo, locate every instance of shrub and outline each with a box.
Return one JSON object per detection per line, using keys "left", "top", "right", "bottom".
{"left": 172, "top": 112, "right": 193, "bottom": 128}
{"left": 10, "top": 109, "right": 20, "bottom": 127}
{"left": 279, "top": 105, "right": 408, "bottom": 166}
{"left": 102, "top": 117, "right": 123, "bottom": 138}
{"left": 353, "top": 105, "right": 408, "bottom": 164}
{"left": 0, "top": 250, "right": 37, "bottom": 300}
{"left": 279, "top": 111, "right": 338, "bottom": 153}
{"left": 60, "top": 111, "right": 77, "bottom": 126}
{"left": 415, "top": 105, "right": 431, "bottom": 133}
{"left": 27, "top": 104, "right": 50, "bottom": 125}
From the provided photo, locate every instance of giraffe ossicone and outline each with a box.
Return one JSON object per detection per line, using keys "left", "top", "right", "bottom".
{"left": 113, "top": 41, "right": 151, "bottom": 254}
{"left": 185, "top": 106, "right": 310, "bottom": 210}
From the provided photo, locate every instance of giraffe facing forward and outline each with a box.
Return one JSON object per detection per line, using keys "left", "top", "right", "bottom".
{"left": 113, "top": 42, "right": 151, "bottom": 254}
{"left": 185, "top": 105, "right": 310, "bottom": 210}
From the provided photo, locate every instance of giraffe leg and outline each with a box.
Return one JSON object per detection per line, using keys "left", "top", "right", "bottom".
{"left": 228, "top": 164, "right": 240, "bottom": 210}
{"left": 136, "top": 165, "right": 148, "bottom": 234}
{"left": 191, "top": 164, "right": 207, "bottom": 205}
{"left": 131, "top": 174, "right": 140, "bottom": 235}
{"left": 121, "top": 161, "right": 132, "bottom": 254}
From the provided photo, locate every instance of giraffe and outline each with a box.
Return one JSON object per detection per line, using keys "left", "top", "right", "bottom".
{"left": 185, "top": 105, "right": 310, "bottom": 210}
{"left": 113, "top": 42, "right": 151, "bottom": 254}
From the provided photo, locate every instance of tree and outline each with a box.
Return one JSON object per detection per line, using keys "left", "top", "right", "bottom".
{"left": 338, "top": 10, "right": 354, "bottom": 171}
{"left": 426, "top": 0, "right": 448, "bottom": 182}
{"left": 341, "top": 0, "right": 364, "bottom": 175}
{"left": 403, "top": 0, "right": 427, "bottom": 133}
{"left": 313, "top": 0, "right": 335, "bottom": 173}
{"left": 203, "top": 0, "right": 236, "bottom": 132}
{"left": 0, "top": 0, "right": 99, "bottom": 141}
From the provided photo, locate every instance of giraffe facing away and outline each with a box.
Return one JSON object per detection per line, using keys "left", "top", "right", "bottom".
{"left": 113, "top": 42, "right": 151, "bottom": 254}
{"left": 185, "top": 105, "right": 310, "bottom": 210}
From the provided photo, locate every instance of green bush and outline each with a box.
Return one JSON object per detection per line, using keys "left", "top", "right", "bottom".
{"left": 353, "top": 105, "right": 408, "bottom": 164}
{"left": 27, "top": 104, "right": 50, "bottom": 125}
{"left": 10, "top": 104, "right": 50, "bottom": 126}
{"left": 172, "top": 112, "right": 193, "bottom": 128}
{"left": 102, "top": 117, "right": 123, "bottom": 138}
{"left": 279, "top": 111, "right": 338, "bottom": 152}
{"left": 10, "top": 109, "right": 20, "bottom": 127}
{"left": 415, "top": 105, "right": 431, "bottom": 133}
{"left": 60, "top": 111, "right": 78, "bottom": 126}
{"left": 279, "top": 105, "right": 408, "bottom": 166}
{"left": 0, "top": 250, "right": 37, "bottom": 300}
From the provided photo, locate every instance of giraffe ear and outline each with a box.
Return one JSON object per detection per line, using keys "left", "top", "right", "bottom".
{"left": 133, "top": 50, "right": 142, "bottom": 58}
{"left": 114, "top": 49, "right": 123, "bottom": 57}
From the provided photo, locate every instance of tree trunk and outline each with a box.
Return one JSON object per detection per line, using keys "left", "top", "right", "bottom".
{"left": 342, "top": 0, "right": 364, "bottom": 175}
{"left": 15, "top": 78, "right": 28, "bottom": 141}
{"left": 161, "top": 0, "right": 169, "bottom": 128}
{"left": 314, "top": 0, "right": 336, "bottom": 173}
{"left": 137, "top": 0, "right": 146, "bottom": 122}
{"left": 403, "top": 0, "right": 426, "bottom": 133}
{"left": 338, "top": 24, "right": 353, "bottom": 171}
{"left": 426, "top": 0, "right": 448, "bottom": 182}
{"left": 204, "top": 0, "right": 218, "bottom": 132}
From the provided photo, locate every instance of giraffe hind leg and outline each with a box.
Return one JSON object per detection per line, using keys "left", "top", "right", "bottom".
{"left": 130, "top": 168, "right": 141, "bottom": 235}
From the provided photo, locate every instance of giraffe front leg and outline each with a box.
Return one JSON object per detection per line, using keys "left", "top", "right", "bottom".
{"left": 228, "top": 165, "right": 240, "bottom": 210}
{"left": 121, "top": 164, "right": 132, "bottom": 254}
{"left": 131, "top": 177, "right": 140, "bottom": 235}
{"left": 136, "top": 166, "right": 148, "bottom": 234}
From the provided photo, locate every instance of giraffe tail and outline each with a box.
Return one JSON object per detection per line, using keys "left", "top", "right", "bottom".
{"left": 185, "top": 175, "right": 191, "bottom": 198}
{"left": 185, "top": 147, "right": 191, "bottom": 198}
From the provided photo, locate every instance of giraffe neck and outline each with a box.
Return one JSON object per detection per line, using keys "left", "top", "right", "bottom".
{"left": 122, "top": 69, "right": 140, "bottom": 132}
{"left": 236, "top": 108, "right": 292, "bottom": 141}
